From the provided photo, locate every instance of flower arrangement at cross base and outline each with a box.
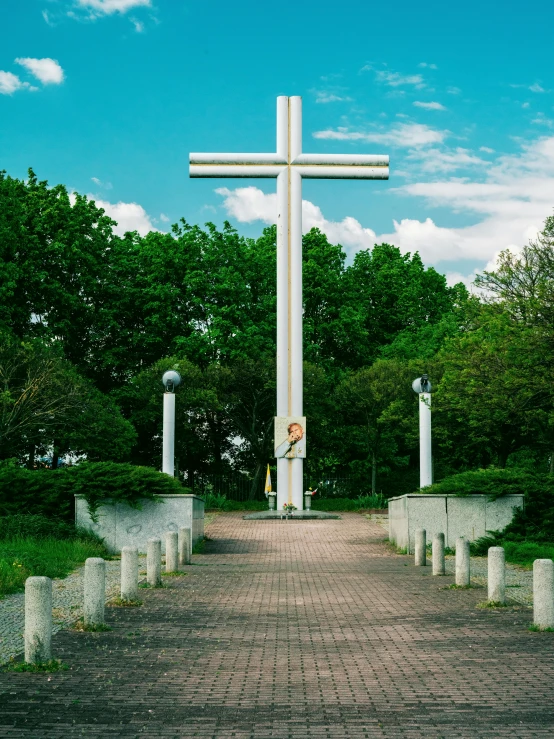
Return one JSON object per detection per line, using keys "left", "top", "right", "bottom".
{"left": 283, "top": 503, "right": 297, "bottom": 515}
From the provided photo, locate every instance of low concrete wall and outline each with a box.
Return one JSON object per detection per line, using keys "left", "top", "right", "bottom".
{"left": 75, "top": 494, "right": 205, "bottom": 554}
{"left": 388, "top": 494, "right": 524, "bottom": 552}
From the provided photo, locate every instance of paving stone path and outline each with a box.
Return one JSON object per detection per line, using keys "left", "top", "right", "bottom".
{"left": 1, "top": 512, "right": 553, "bottom": 738}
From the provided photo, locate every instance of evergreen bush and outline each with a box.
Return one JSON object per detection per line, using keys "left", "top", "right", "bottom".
{"left": 0, "top": 461, "right": 187, "bottom": 521}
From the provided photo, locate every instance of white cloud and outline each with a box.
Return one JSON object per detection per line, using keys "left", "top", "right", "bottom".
{"left": 529, "top": 83, "right": 545, "bottom": 93}
{"left": 214, "top": 135, "right": 554, "bottom": 287}
{"left": 91, "top": 176, "right": 113, "bottom": 189}
{"left": 215, "top": 186, "right": 376, "bottom": 254}
{"left": 418, "top": 63, "right": 438, "bottom": 70}
{"left": 314, "top": 90, "right": 352, "bottom": 104}
{"left": 531, "top": 114, "right": 554, "bottom": 128}
{"left": 130, "top": 16, "right": 144, "bottom": 31}
{"left": 313, "top": 122, "right": 447, "bottom": 148}
{"left": 42, "top": 9, "right": 54, "bottom": 25}
{"left": 480, "top": 146, "right": 495, "bottom": 153}
{"left": 375, "top": 70, "right": 425, "bottom": 89}
{"left": 522, "top": 102, "right": 530, "bottom": 109}
{"left": 406, "top": 147, "right": 491, "bottom": 173}
{"left": 0, "top": 71, "right": 25, "bottom": 95}
{"left": 413, "top": 101, "right": 446, "bottom": 111}
{"left": 15, "top": 57, "right": 64, "bottom": 85}
{"left": 75, "top": 0, "right": 151, "bottom": 14}
{"left": 447, "top": 86, "right": 461, "bottom": 95}
{"left": 159, "top": 213, "right": 170, "bottom": 222}
{"left": 78, "top": 196, "right": 157, "bottom": 235}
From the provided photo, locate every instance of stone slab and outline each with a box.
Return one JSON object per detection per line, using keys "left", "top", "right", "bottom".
{"left": 388, "top": 493, "right": 524, "bottom": 551}
{"left": 75, "top": 494, "right": 204, "bottom": 554}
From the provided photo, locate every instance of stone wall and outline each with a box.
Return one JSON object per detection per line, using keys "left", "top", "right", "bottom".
{"left": 388, "top": 494, "right": 524, "bottom": 552}
{"left": 75, "top": 494, "right": 205, "bottom": 554}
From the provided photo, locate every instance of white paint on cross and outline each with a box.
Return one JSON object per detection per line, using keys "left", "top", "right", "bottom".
{"left": 190, "top": 96, "right": 389, "bottom": 511}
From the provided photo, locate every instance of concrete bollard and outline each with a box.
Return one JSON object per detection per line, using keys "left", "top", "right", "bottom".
{"left": 455, "top": 537, "right": 471, "bottom": 586}
{"left": 25, "top": 576, "right": 52, "bottom": 664}
{"left": 488, "top": 547, "right": 505, "bottom": 604}
{"left": 533, "top": 559, "right": 554, "bottom": 629}
{"left": 147, "top": 538, "right": 162, "bottom": 587}
{"left": 414, "top": 528, "right": 426, "bottom": 566}
{"left": 166, "top": 531, "right": 179, "bottom": 573}
{"left": 179, "top": 527, "right": 192, "bottom": 566}
{"left": 121, "top": 546, "right": 139, "bottom": 601}
{"left": 84, "top": 557, "right": 106, "bottom": 627}
{"left": 432, "top": 533, "right": 445, "bottom": 575}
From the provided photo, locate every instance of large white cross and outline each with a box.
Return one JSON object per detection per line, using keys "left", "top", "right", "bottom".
{"left": 190, "top": 96, "right": 389, "bottom": 511}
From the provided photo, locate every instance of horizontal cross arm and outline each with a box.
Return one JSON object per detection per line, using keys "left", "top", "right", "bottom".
{"left": 190, "top": 153, "right": 287, "bottom": 165}
{"left": 190, "top": 164, "right": 285, "bottom": 178}
{"left": 293, "top": 154, "right": 389, "bottom": 167}
{"left": 296, "top": 165, "right": 389, "bottom": 180}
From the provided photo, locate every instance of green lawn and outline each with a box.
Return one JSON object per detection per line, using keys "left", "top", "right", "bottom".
{"left": 501, "top": 541, "right": 554, "bottom": 569}
{"left": 0, "top": 536, "right": 108, "bottom": 598}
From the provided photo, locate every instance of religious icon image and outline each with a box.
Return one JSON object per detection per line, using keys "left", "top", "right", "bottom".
{"left": 274, "top": 417, "right": 306, "bottom": 459}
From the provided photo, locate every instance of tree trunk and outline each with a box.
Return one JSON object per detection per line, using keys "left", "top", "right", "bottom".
{"left": 371, "top": 451, "right": 377, "bottom": 495}
{"left": 248, "top": 461, "right": 263, "bottom": 501}
{"left": 27, "top": 444, "right": 35, "bottom": 470}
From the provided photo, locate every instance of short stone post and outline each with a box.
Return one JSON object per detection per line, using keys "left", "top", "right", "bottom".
{"left": 455, "top": 537, "right": 470, "bottom": 586}
{"left": 25, "top": 576, "right": 52, "bottom": 664}
{"left": 84, "top": 557, "right": 106, "bottom": 627}
{"left": 121, "top": 546, "right": 139, "bottom": 601}
{"left": 179, "top": 527, "right": 192, "bottom": 566}
{"left": 147, "top": 538, "right": 162, "bottom": 587}
{"left": 488, "top": 547, "right": 505, "bottom": 604}
{"left": 268, "top": 493, "right": 276, "bottom": 510}
{"left": 166, "top": 531, "right": 179, "bottom": 573}
{"left": 533, "top": 559, "right": 554, "bottom": 629}
{"left": 432, "top": 533, "right": 445, "bottom": 575}
{"left": 414, "top": 528, "right": 426, "bottom": 566}
{"left": 304, "top": 492, "right": 312, "bottom": 511}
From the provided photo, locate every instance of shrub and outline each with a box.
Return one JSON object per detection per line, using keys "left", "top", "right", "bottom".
{"left": 418, "top": 467, "right": 552, "bottom": 500}
{"left": 313, "top": 494, "right": 388, "bottom": 511}
{"left": 0, "top": 461, "right": 188, "bottom": 521}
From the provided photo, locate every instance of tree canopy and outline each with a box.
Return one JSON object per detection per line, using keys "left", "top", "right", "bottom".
{"left": 2, "top": 167, "right": 552, "bottom": 494}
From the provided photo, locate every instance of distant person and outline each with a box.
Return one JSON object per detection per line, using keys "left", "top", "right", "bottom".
{"left": 275, "top": 422, "right": 305, "bottom": 458}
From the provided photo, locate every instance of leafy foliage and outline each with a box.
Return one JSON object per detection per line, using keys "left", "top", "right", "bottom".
{"left": 0, "top": 461, "right": 187, "bottom": 521}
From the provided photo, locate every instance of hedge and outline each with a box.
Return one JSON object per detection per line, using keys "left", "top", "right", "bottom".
{"left": 0, "top": 461, "right": 188, "bottom": 521}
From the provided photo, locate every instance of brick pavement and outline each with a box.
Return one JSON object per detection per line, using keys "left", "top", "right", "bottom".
{"left": 0, "top": 512, "right": 553, "bottom": 738}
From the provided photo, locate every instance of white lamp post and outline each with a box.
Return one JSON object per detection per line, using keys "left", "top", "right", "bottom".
{"left": 412, "top": 375, "right": 432, "bottom": 488}
{"left": 162, "top": 371, "right": 181, "bottom": 477}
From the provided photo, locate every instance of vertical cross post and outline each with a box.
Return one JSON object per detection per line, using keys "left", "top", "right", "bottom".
{"left": 190, "top": 96, "right": 389, "bottom": 509}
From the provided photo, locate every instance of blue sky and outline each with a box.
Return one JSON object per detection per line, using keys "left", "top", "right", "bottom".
{"left": 2, "top": 0, "right": 554, "bottom": 286}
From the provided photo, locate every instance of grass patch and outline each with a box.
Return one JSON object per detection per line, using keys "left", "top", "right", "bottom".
{"left": 161, "top": 571, "right": 185, "bottom": 577}
{"left": 0, "top": 534, "right": 108, "bottom": 598}
{"left": 477, "top": 600, "right": 509, "bottom": 609}
{"left": 443, "top": 583, "right": 478, "bottom": 590}
{"left": 5, "top": 659, "right": 68, "bottom": 673}
{"left": 528, "top": 624, "right": 554, "bottom": 632}
{"left": 72, "top": 619, "right": 111, "bottom": 632}
{"left": 110, "top": 597, "right": 142, "bottom": 607}
{"left": 139, "top": 581, "right": 165, "bottom": 589}
{"left": 471, "top": 539, "right": 554, "bottom": 569}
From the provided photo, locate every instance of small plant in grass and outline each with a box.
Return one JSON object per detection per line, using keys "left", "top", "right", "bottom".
{"left": 110, "top": 596, "right": 143, "bottom": 607}
{"left": 72, "top": 619, "right": 111, "bottom": 632}
{"left": 139, "top": 581, "right": 165, "bottom": 589}
{"left": 528, "top": 624, "right": 554, "bottom": 632}
{"left": 5, "top": 659, "right": 68, "bottom": 673}
{"left": 443, "top": 583, "right": 477, "bottom": 590}
{"left": 476, "top": 600, "right": 509, "bottom": 609}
